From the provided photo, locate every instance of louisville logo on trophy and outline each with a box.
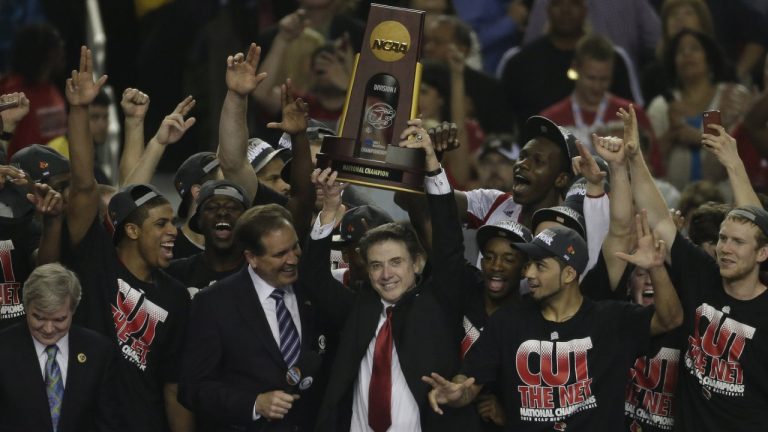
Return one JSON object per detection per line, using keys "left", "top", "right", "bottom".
{"left": 315, "top": 4, "right": 426, "bottom": 193}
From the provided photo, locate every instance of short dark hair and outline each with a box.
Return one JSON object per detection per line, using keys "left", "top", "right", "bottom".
{"left": 92, "top": 90, "right": 111, "bottom": 107}
{"left": 358, "top": 222, "right": 425, "bottom": 263}
{"left": 678, "top": 180, "right": 724, "bottom": 218}
{"left": 234, "top": 204, "right": 294, "bottom": 256}
{"left": 574, "top": 33, "right": 615, "bottom": 65}
{"left": 116, "top": 195, "right": 170, "bottom": 245}
{"left": 688, "top": 202, "right": 732, "bottom": 246}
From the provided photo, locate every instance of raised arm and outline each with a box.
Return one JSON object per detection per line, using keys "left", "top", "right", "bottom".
{"left": 66, "top": 46, "right": 108, "bottom": 246}
{"left": 594, "top": 133, "right": 634, "bottom": 290}
{"left": 266, "top": 79, "right": 315, "bottom": 241}
{"left": 442, "top": 44, "right": 472, "bottom": 187}
{"left": 0, "top": 92, "right": 30, "bottom": 159}
{"left": 118, "top": 88, "right": 149, "bottom": 182}
{"left": 616, "top": 211, "right": 683, "bottom": 336}
{"left": 624, "top": 105, "right": 677, "bottom": 254}
{"left": 701, "top": 124, "right": 761, "bottom": 207}
{"left": 29, "top": 183, "right": 64, "bottom": 265}
{"left": 122, "top": 95, "right": 196, "bottom": 186}
{"left": 217, "top": 43, "right": 266, "bottom": 203}
{"left": 251, "top": 10, "right": 308, "bottom": 116}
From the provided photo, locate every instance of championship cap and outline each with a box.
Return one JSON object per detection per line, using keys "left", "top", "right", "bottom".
{"left": 513, "top": 226, "right": 588, "bottom": 274}
{"left": 478, "top": 135, "right": 519, "bottom": 162}
{"left": 173, "top": 152, "right": 219, "bottom": 219}
{"left": 523, "top": 116, "right": 578, "bottom": 161}
{"left": 476, "top": 219, "right": 533, "bottom": 251}
{"left": 10, "top": 144, "right": 70, "bottom": 182}
{"left": 247, "top": 138, "right": 289, "bottom": 173}
{"left": 108, "top": 184, "right": 164, "bottom": 242}
{"left": 728, "top": 206, "right": 768, "bottom": 237}
{"left": 532, "top": 205, "right": 587, "bottom": 239}
{"left": 332, "top": 205, "right": 394, "bottom": 246}
{"left": 189, "top": 180, "right": 249, "bottom": 234}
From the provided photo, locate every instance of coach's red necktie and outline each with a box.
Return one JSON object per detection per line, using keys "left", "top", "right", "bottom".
{"left": 368, "top": 306, "right": 393, "bottom": 432}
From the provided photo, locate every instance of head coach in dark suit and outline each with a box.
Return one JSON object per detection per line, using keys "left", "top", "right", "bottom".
{"left": 303, "top": 119, "right": 481, "bottom": 431}
{"left": 0, "top": 263, "right": 121, "bottom": 432}
{"left": 179, "top": 204, "right": 327, "bottom": 431}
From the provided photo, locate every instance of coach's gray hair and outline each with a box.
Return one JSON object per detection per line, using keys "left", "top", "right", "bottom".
{"left": 22, "top": 263, "right": 82, "bottom": 312}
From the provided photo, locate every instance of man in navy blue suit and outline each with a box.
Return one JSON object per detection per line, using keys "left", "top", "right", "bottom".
{"left": 0, "top": 263, "right": 120, "bottom": 431}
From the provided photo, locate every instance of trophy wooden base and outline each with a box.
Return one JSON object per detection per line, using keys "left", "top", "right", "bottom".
{"left": 315, "top": 136, "right": 425, "bottom": 193}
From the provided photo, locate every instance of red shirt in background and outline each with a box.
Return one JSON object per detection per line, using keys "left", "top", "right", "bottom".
{"left": 0, "top": 74, "right": 66, "bottom": 159}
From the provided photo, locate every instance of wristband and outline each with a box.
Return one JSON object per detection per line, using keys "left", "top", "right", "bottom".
{"left": 425, "top": 167, "right": 443, "bottom": 177}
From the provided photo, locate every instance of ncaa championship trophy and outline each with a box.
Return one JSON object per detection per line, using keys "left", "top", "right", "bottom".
{"left": 315, "top": 4, "right": 426, "bottom": 193}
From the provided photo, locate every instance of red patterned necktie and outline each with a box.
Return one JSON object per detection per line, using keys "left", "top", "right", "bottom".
{"left": 368, "top": 306, "right": 393, "bottom": 432}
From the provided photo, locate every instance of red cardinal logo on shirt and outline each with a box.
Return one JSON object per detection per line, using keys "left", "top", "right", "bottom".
{"left": 566, "top": 245, "right": 575, "bottom": 255}
{"left": 553, "top": 422, "right": 567, "bottom": 431}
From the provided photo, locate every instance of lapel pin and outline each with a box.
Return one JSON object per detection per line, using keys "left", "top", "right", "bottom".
{"left": 299, "top": 376, "right": 313, "bottom": 391}
{"left": 77, "top": 353, "right": 87, "bottom": 363}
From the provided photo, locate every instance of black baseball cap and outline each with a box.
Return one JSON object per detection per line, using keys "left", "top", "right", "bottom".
{"left": 108, "top": 184, "right": 165, "bottom": 242}
{"left": 523, "top": 116, "right": 578, "bottom": 161}
{"left": 532, "top": 205, "right": 586, "bottom": 239}
{"left": 728, "top": 206, "right": 768, "bottom": 237}
{"left": 247, "top": 138, "right": 289, "bottom": 173}
{"left": 10, "top": 144, "right": 70, "bottom": 182}
{"left": 478, "top": 135, "right": 519, "bottom": 162}
{"left": 476, "top": 219, "right": 533, "bottom": 251}
{"left": 174, "top": 152, "right": 219, "bottom": 219}
{"left": 332, "top": 205, "right": 394, "bottom": 246}
{"left": 513, "top": 226, "right": 588, "bottom": 274}
{"left": 189, "top": 180, "right": 249, "bottom": 234}
{"left": 564, "top": 178, "right": 587, "bottom": 214}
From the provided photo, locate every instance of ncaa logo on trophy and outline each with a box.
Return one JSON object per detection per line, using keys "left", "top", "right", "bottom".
{"left": 315, "top": 4, "right": 427, "bottom": 193}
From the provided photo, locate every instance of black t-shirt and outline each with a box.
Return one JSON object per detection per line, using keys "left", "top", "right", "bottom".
{"left": 63, "top": 219, "right": 190, "bottom": 432}
{"left": 624, "top": 330, "right": 682, "bottom": 432}
{"left": 670, "top": 233, "right": 768, "bottom": 431}
{"left": 581, "top": 250, "right": 634, "bottom": 302}
{"left": 0, "top": 216, "right": 39, "bottom": 329}
{"left": 171, "top": 227, "right": 204, "bottom": 260}
{"left": 166, "top": 252, "right": 243, "bottom": 297}
{"left": 463, "top": 297, "right": 654, "bottom": 431}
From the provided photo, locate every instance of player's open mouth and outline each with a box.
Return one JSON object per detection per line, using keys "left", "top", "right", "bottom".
{"left": 214, "top": 222, "right": 233, "bottom": 239}
{"left": 161, "top": 242, "right": 174, "bottom": 259}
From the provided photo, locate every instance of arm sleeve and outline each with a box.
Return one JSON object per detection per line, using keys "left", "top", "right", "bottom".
{"left": 461, "top": 311, "right": 504, "bottom": 385}
{"left": 463, "top": 188, "right": 507, "bottom": 228}
{"left": 583, "top": 193, "right": 609, "bottom": 276}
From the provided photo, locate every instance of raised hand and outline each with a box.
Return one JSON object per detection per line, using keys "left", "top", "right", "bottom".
{"left": 0, "top": 164, "right": 28, "bottom": 190}
{"left": 277, "top": 9, "right": 309, "bottom": 42}
{"left": 669, "top": 208, "right": 685, "bottom": 231}
{"left": 447, "top": 43, "right": 466, "bottom": 76}
{"left": 571, "top": 140, "right": 607, "bottom": 185}
{"left": 154, "top": 95, "right": 196, "bottom": 146}
{"left": 429, "top": 121, "right": 459, "bottom": 154}
{"left": 121, "top": 88, "right": 150, "bottom": 119}
{"left": 593, "top": 133, "right": 626, "bottom": 165}
{"left": 65, "top": 46, "right": 108, "bottom": 107}
{"left": 0, "top": 92, "right": 30, "bottom": 130}
{"left": 421, "top": 373, "right": 476, "bottom": 415}
{"left": 617, "top": 105, "right": 640, "bottom": 157}
{"left": 311, "top": 167, "right": 347, "bottom": 217}
{"left": 615, "top": 210, "right": 667, "bottom": 269}
{"left": 702, "top": 124, "right": 740, "bottom": 169}
{"left": 313, "top": 49, "right": 351, "bottom": 91}
{"left": 27, "top": 183, "right": 62, "bottom": 217}
{"left": 398, "top": 118, "right": 440, "bottom": 171}
{"left": 225, "top": 43, "right": 267, "bottom": 96}
{"left": 266, "top": 79, "right": 309, "bottom": 135}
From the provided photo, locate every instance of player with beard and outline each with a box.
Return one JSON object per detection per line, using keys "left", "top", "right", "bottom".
{"left": 423, "top": 211, "right": 684, "bottom": 430}
{"left": 166, "top": 180, "right": 249, "bottom": 297}
{"left": 61, "top": 47, "right": 193, "bottom": 431}
{"left": 625, "top": 99, "right": 768, "bottom": 429}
